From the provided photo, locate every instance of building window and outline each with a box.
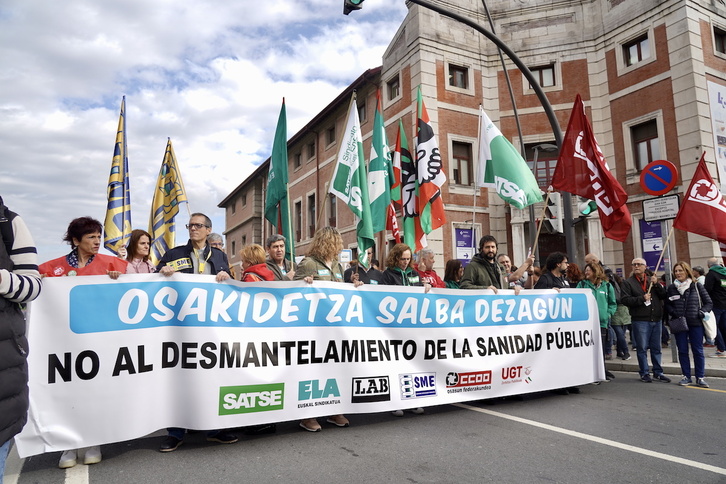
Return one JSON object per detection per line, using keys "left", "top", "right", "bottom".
{"left": 294, "top": 201, "right": 302, "bottom": 242}
{"left": 451, "top": 141, "right": 473, "bottom": 186}
{"left": 241, "top": 235, "right": 246, "bottom": 246}
{"left": 448, "top": 64, "right": 468, "bottom": 89}
{"left": 231, "top": 201, "right": 236, "bottom": 215}
{"left": 631, "top": 120, "right": 660, "bottom": 171}
{"left": 357, "top": 101, "right": 367, "bottom": 123}
{"left": 715, "top": 26, "right": 726, "bottom": 55}
{"left": 328, "top": 193, "right": 337, "bottom": 227}
{"left": 241, "top": 193, "right": 247, "bottom": 207}
{"left": 623, "top": 34, "right": 650, "bottom": 67}
{"left": 529, "top": 65, "right": 555, "bottom": 88}
{"left": 294, "top": 152, "right": 302, "bottom": 169}
{"left": 307, "top": 194, "right": 316, "bottom": 238}
{"left": 307, "top": 141, "right": 316, "bottom": 160}
{"left": 326, "top": 126, "right": 336, "bottom": 146}
{"left": 231, "top": 240, "right": 236, "bottom": 254}
{"left": 387, "top": 75, "right": 400, "bottom": 101}
{"left": 525, "top": 142, "right": 559, "bottom": 188}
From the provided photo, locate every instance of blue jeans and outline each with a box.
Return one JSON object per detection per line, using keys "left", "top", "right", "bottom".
{"left": 632, "top": 320, "right": 663, "bottom": 377}
{"left": 674, "top": 325, "right": 706, "bottom": 379}
{"left": 714, "top": 308, "right": 726, "bottom": 352}
{"left": 0, "top": 439, "right": 11, "bottom": 484}
{"left": 613, "top": 325, "right": 630, "bottom": 357}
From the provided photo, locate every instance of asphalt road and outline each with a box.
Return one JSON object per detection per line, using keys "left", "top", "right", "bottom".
{"left": 6, "top": 371, "right": 726, "bottom": 484}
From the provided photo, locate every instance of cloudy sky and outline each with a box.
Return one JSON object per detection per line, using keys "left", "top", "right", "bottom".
{"left": 0, "top": 0, "right": 408, "bottom": 262}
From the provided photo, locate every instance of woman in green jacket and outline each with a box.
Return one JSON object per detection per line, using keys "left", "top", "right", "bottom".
{"left": 577, "top": 263, "right": 617, "bottom": 381}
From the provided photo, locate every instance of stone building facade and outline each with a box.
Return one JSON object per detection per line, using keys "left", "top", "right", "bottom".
{"left": 220, "top": 0, "right": 726, "bottom": 277}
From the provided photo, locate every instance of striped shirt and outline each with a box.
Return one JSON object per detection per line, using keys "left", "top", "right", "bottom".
{"left": 0, "top": 215, "right": 42, "bottom": 303}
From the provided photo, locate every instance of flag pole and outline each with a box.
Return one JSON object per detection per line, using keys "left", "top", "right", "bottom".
{"left": 531, "top": 190, "right": 552, "bottom": 259}
{"left": 647, "top": 222, "right": 676, "bottom": 293}
{"left": 471, "top": 105, "right": 482, "bottom": 256}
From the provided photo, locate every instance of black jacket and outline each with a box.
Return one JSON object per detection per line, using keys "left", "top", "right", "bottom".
{"left": 156, "top": 240, "right": 229, "bottom": 275}
{"left": 704, "top": 266, "right": 726, "bottom": 310}
{"left": 380, "top": 267, "right": 423, "bottom": 286}
{"left": 534, "top": 272, "right": 570, "bottom": 289}
{"left": 665, "top": 281, "right": 713, "bottom": 328}
{"left": 621, "top": 275, "right": 666, "bottom": 322}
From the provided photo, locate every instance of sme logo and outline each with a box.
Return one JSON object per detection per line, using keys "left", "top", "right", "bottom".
{"left": 400, "top": 372, "right": 436, "bottom": 399}
{"left": 219, "top": 383, "right": 284, "bottom": 415}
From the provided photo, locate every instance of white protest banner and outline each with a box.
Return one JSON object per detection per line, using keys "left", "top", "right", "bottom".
{"left": 16, "top": 275, "right": 602, "bottom": 457}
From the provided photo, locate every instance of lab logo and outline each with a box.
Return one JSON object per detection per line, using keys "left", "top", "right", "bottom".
{"left": 351, "top": 376, "right": 390, "bottom": 403}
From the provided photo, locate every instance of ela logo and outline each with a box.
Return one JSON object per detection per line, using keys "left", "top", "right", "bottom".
{"left": 219, "top": 383, "right": 284, "bottom": 415}
{"left": 351, "top": 376, "right": 390, "bottom": 403}
{"left": 400, "top": 372, "right": 436, "bottom": 399}
{"left": 299, "top": 379, "right": 341, "bottom": 400}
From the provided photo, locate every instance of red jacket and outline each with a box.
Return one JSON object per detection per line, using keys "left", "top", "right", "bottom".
{"left": 241, "top": 263, "right": 275, "bottom": 282}
{"left": 417, "top": 268, "right": 445, "bottom": 288}
{"left": 40, "top": 253, "right": 128, "bottom": 277}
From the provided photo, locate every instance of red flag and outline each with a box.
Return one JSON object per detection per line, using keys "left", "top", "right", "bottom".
{"left": 673, "top": 153, "right": 726, "bottom": 242}
{"left": 386, "top": 202, "right": 401, "bottom": 243}
{"left": 551, "top": 94, "right": 632, "bottom": 242}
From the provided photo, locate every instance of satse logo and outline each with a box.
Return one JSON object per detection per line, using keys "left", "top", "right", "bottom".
{"left": 219, "top": 383, "right": 284, "bottom": 415}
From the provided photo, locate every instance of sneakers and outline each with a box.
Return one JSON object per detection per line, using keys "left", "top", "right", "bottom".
{"left": 206, "top": 431, "right": 238, "bottom": 444}
{"left": 411, "top": 407, "right": 425, "bottom": 414}
{"left": 326, "top": 415, "right": 350, "bottom": 427}
{"left": 697, "top": 378, "right": 710, "bottom": 388}
{"left": 605, "top": 371, "right": 615, "bottom": 380}
{"left": 622, "top": 354, "right": 631, "bottom": 361}
{"left": 299, "top": 418, "right": 322, "bottom": 432}
{"left": 655, "top": 374, "right": 671, "bottom": 383}
{"left": 640, "top": 374, "right": 653, "bottom": 383}
{"left": 83, "top": 446, "right": 102, "bottom": 465}
{"left": 159, "top": 435, "right": 183, "bottom": 452}
{"left": 678, "top": 376, "right": 692, "bottom": 386}
{"left": 243, "top": 423, "right": 277, "bottom": 435}
{"left": 568, "top": 387, "right": 581, "bottom": 394}
{"left": 605, "top": 354, "right": 613, "bottom": 360}
{"left": 391, "top": 410, "right": 405, "bottom": 417}
{"left": 58, "top": 449, "right": 77, "bottom": 469}
{"left": 713, "top": 351, "right": 726, "bottom": 358}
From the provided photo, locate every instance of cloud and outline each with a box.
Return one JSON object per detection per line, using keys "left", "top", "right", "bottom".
{"left": 0, "top": 0, "right": 407, "bottom": 261}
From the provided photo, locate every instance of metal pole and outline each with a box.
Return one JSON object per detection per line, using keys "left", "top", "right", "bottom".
{"left": 408, "top": 0, "right": 576, "bottom": 259}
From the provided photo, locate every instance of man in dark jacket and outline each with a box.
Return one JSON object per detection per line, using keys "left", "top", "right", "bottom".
{"left": 156, "top": 213, "right": 236, "bottom": 451}
{"left": 0, "top": 197, "right": 42, "bottom": 476}
{"left": 265, "top": 234, "right": 296, "bottom": 281}
{"left": 621, "top": 258, "right": 670, "bottom": 383}
{"left": 534, "top": 252, "right": 570, "bottom": 290}
{"left": 157, "top": 213, "right": 230, "bottom": 282}
{"left": 705, "top": 257, "right": 726, "bottom": 357}
{"left": 460, "top": 235, "right": 505, "bottom": 291}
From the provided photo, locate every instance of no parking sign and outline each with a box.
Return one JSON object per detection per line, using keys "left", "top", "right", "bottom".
{"left": 640, "top": 160, "right": 678, "bottom": 196}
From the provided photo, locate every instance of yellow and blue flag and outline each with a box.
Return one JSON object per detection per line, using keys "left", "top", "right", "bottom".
{"left": 103, "top": 96, "right": 132, "bottom": 254}
{"left": 148, "top": 138, "right": 188, "bottom": 265}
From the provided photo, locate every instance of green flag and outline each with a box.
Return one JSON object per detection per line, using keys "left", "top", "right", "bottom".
{"left": 329, "top": 95, "right": 374, "bottom": 266}
{"left": 368, "top": 89, "right": 392, "bottom": 234}
{"left": 265, "top": 99, "right": 295, "bottom": 262}
{"left": 476, "top": 107, "right": 543, "bottom": 209}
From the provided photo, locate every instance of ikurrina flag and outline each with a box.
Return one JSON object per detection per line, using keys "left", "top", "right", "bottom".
{"left": 476, "top": 107, "right": 542, "bottom": 209}
{"left": 551, "top": 94, "right": 632, "bottom": 242}
{"left": 104, "top": 96, "right": 132, "bottom": 255}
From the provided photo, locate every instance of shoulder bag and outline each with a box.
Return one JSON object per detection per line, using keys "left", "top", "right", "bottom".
{"left": 697, "top": 285, "right": 717, "bottom": 341}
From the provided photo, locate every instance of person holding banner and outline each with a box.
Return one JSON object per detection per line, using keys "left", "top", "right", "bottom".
{"left": 0, "top": 197, "right": 42, "bottom": 480}
{"left": 239, "top": 244, "right": 275, "bottom": 282}
{"left": 344, "top": 247, "right": 383, "bottom": 285}
{"left": 124, "top": 229, "right": 155, "bottom": 273}
{"left": 443, "top": 259, "right": 463, "bottom": 289}
{"left": 265, "top": 234, "right": 296, "bottom": 281}
{"left": 38, "top": 217, "right": 127, "bottom": 468}
{"left": 665, "top": 262, "right": 712, "bottom": 388}
{"left": 621, "top": 258, "right": 671, "bottom": 384}
{"left": 294, "top": 226, "right": 353, "bottom": 432}
{"left": 156, "top": 213, "right": 237, "bottom": 452}
{"left": 415, "top": 248, "right": 445, "bottom": 288}
{"left": 577, "top": 263, "right": 616, "bottom": 382}
{"left": 460, "top": 235, "right": 505, "bottom": 291}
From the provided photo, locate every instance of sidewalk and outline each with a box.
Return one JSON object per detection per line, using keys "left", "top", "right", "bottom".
{"left": 605, "top": 342, "right": 726, "bottom": 378}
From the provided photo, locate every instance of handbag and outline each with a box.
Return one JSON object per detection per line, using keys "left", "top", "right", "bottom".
{"left": 669, "top": 315, "right": 689, "bottom": 334}
{"left": 696, "top": 286, "right": 718, "bottom": 340}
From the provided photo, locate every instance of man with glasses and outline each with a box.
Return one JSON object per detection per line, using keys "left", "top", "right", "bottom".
{"left": 621, "top": 258, "right": 671, "bottom": 383}
{"left": 156, "top": 213, "right": 235, "bottom": 451}
{"left": 534, "top": 252, "right": 570, "bottom": 290}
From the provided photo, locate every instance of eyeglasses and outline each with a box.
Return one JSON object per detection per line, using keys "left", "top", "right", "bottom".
{"left": 631, "top": 262, "right": 645, "bottom": 266}
{"left": 186, "top": 223, "right": 209, "bottom": 230}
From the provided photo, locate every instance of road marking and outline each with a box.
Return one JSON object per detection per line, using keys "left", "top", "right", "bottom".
{"left": 455, "top": 402, "right": 726, "bottom": 476}
{"left": 4, "top": 443, "right": 24, "bottom": 484}
{"left": 686, "top": 386, "right": 726, "bottom": 393}
{"left": 65, "top": 459, "right": 89, "bottom": 484}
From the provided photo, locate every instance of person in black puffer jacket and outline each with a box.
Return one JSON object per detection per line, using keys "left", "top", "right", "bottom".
{"left": 0, "top": 197, "right": 42, "bottom": 476}
{"left": 665, "top": 261, "right": 712, "bottom": 388}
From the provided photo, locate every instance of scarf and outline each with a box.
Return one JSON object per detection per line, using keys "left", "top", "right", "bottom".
{"left": 674, "top": 277, "right": 692, "bottom": 295}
